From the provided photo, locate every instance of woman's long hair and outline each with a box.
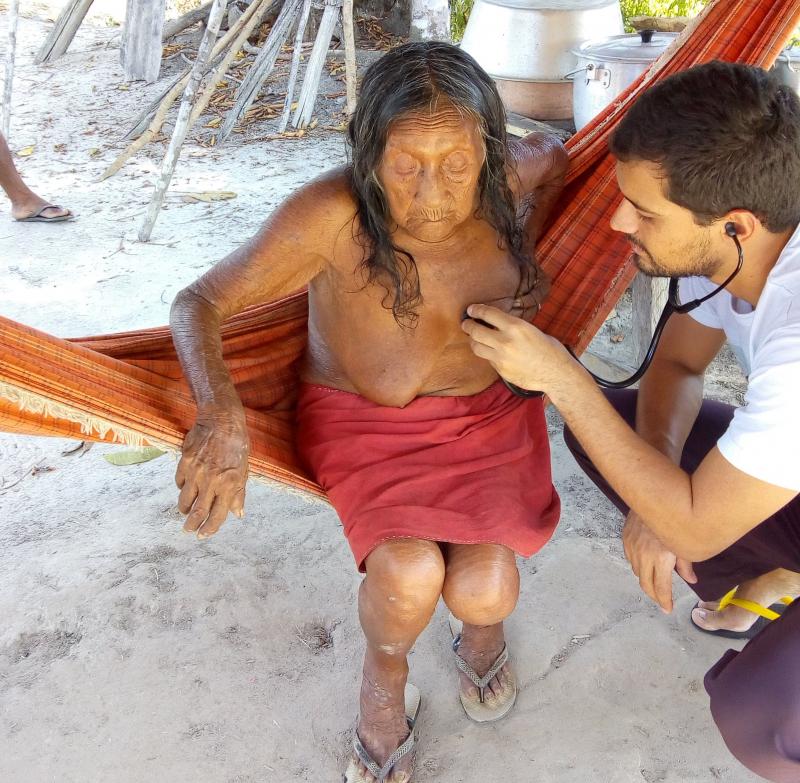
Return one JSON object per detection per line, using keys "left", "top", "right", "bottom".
{"left": 347, "top": 41, "right": 542, "bottom": 327}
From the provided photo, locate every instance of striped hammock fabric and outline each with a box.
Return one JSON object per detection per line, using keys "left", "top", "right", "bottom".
{"left": 2, "top": 0, "right": 799, "bottom": 498}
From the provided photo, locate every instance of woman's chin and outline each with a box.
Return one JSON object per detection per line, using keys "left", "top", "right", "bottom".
{"left": 405, "top": 221, "right": 456, "bottom": 243}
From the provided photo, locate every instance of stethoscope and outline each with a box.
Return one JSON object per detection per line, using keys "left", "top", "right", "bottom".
{"left": 500, "top": 222, "right": 745, "bottom": 396}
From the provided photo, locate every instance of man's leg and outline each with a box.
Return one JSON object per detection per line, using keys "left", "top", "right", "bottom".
{"left": 564, "top": 389, "right": 800, "bottom": 631}
{"left": 442, "top": 543, "right": 520, "bottom": 706}
{"left": 353, "top": 538, "right": 445, "bottom": 782}
{"left": 0, "top": 132, "right": 70, "bottom": 220}
{"left": 706, "top": 599, "right": 800, "bottom": 782}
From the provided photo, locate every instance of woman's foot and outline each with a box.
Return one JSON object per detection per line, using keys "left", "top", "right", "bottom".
{"left": 345, "top": 663, "right": 415, "bottom": 783}
{"left": 692, "top": 568, "right": 800, "bottom": 633}
{"left": 452, "top": 620, "right": 516, "bottom": 721}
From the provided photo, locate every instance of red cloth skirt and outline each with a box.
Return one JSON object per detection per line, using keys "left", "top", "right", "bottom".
{"left": 295, "top": 380, "right": 560, "bottom": 571}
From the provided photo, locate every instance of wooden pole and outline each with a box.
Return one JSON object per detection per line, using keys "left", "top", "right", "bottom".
{"left": 122, "top": 0, "right": 167, "bottom": 84}
{"left": 188, "top": 0, "right": 275, "bottom": 129}
{"left": 631, "top": 274, "right": 669, "bottom": 364}
{"left": 292, "top": 0, "right": 340, "bottom": 129}
{"left": 341, "top": 0, "right": 357, "bottom": 115}
{"left": 1, "top": 0, "right": 19, "bottom": 139}
{"left": 162, "top": 0, "right": 214, "bottom": 40}
{"left": 35, "top": 0, "right": 95, "bottom": 64}
{"left": 278, "top": 0, "right": 313, "bottom": 133}
{"left": 138, "top": 0, "right": 229, "bottom": 242}
{"left": 218, "top": 0, "right": 303, "bottom": 142}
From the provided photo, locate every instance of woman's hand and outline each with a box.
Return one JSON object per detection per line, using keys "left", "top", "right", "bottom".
{"left": 175, "top": 414, "right": 250, "bottom": 539}
{"left": 461, "top": 304, "right": 576, "bottom": 397}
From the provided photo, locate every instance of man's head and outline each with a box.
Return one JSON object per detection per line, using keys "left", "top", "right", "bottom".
{"left": 609, "top": 61, "right": 800, "bottom": 279}
{"left": 348, "top": 42, "right": 533, "bottom": 324}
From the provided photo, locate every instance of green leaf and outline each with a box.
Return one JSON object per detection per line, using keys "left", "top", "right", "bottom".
{"left": 104, "top": 447, "right": 166, "bottom": 466}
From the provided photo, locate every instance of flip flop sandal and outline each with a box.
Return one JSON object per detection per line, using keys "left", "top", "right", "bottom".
{"left": 343, "top": 682, "right": 421, "bottom": 782}
{"left": 14, "top": 204, "right": 73, "bottom": 223}
{"left": 449, "top": 614, "right": 517, "bottom": 723}
{"left": 690, "top": 587, "right": 795, "bottom": 640}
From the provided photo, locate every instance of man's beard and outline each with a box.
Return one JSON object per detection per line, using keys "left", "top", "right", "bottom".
{"left": 627, "top": 234, "right": 721, "bottom": 279}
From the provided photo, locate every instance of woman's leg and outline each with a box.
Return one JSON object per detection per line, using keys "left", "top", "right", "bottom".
{"left": 353, "top": 538, "right": 445, "bottom": 782}
{"left": 442, "top": 543, "right": 519, "bottom": 705}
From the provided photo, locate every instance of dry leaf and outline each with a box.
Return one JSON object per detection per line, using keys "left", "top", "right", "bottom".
{"left": 181, "top": 190, "right": 237, "bottom": 203}
{"left": 309, "top": 119, "right": 318, "bottom": 130}
{"left": 205, "top": 116, "right": 222, "bottom": 128}
{"left": 89, "top": 148, "right": 101, "bottom": 158}
{"left": 17, "top": 145, "right": 35, "bottom": 157}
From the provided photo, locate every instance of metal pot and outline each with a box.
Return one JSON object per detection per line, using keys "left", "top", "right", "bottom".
{"left": 772, "top": 48, "right": 800, "bottom": 96}
{"left": 461, "top": 0, "right": 623, "bottom": 120}
{"left": 570, "top": 30, "right": 677, "bottom": 130}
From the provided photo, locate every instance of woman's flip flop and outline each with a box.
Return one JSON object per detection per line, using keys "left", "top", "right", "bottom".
{"left": 343, "top": 683, "right": 421, "bottom": 782}
{"left": 449, "top": 614, "right": 517, "bottom": 723}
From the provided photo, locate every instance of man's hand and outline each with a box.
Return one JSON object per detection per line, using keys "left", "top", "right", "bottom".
{"left": 461, "top": 304, "right": 575, "bottom": 396}
{"left": 622, "top": 512, "right": 697, "bottom": 613}
{"left": 175, "top": 416, "right": 249, "bottom": 539}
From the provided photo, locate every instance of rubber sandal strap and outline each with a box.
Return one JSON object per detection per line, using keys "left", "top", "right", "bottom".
{"left": 717, "top": 588, "right": 780, "bottom": 620}
{"left": 352, "top": 718, "right": 416, "bottom": 781}
{"left": 452, "top": 636, "right": 509, "bottom": 702}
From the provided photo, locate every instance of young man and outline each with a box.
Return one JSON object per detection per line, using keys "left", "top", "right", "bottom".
{"left": 463, "top": 61, "right": 800, "bottom": 783}
{"left": 171, "top": 42, "right": 565, "bottom": 783}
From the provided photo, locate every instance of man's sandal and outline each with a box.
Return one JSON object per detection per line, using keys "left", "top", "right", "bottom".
{"left": 14, "top": 204, "right": 73, "bottom": 223}
{"left": 690, "top": 587, "right": 795, "bottom": 640}
{"left": 449, "top": 615, "right": 517, "bottom": 723}
{"left": 343, "top": 683, "right": 421, "bottom": 783}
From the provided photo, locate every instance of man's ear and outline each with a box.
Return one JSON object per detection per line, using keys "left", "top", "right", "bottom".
{"left": 722, "top": 210, "right": 759, "bottom": 242}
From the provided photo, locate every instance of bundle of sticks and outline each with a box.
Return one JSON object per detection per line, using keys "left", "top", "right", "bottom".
{"left": 103, "top": 0, "right": 357, "bottom": 182}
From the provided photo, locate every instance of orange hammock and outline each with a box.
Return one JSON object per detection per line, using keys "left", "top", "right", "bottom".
{"left": 2, "top": 0, "right": 799, "bottom": 499}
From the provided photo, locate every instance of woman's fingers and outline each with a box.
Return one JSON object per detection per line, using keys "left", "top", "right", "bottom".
{"left": 196, "top": 494, "right": 232, "bottom": 539}
{"left": 178, "top": 477, "right": 199, "bottom": 515}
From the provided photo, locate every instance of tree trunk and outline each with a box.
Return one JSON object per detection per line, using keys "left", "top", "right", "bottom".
{"left": 122, "top": 0, "right": 168, "bottom": 83}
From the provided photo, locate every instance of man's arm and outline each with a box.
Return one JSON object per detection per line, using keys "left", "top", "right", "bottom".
{"left": 508, "top": 133, "right": 568, "bottom": 246}
{"left": 634, "top": 312, "right": 726, "bottom": 462}
{"left": 462, "top": 305, "right": 798, "bottom": 563}
{"left": 623, "top": 313, "right": 726, "bottom": 608}
{"left": 170, "top": 171, "right": 352, "bottom": 537}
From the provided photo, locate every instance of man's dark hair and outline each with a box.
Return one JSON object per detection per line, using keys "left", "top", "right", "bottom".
{"left": 610, "top": 60, "right": 800, "bottom": 232}
{"left": 347, "top": 41, "right": 539, "bottom": 326}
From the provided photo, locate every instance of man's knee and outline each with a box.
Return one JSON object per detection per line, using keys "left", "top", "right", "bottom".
{"left": 442, "top": 545, "right": 519, "bottom": 626}
{"left": 363, "top": 538, "right": 445, "bottom": 620}
{"left": 709, "top": 650, "right": 800, "bottom": 782}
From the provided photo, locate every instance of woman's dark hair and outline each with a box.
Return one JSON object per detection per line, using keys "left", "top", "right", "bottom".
{"left": 347, "top": 41, "right": 540, "bottom": 326}
{"left": 610, "top": 60, "right": 800, "bottom": 232}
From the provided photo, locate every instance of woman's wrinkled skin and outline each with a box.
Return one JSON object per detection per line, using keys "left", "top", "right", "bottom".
{"left": 170, "top": 103, "right": 566, "bottom": 781}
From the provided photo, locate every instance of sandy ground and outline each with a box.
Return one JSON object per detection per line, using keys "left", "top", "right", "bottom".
{"left": 0, "top": 6, "right": 758, "bottom": 783}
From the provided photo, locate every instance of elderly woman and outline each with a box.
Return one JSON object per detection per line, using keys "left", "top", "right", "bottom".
{"left": 170, "top": 42, "right": 566, "bottom": 783}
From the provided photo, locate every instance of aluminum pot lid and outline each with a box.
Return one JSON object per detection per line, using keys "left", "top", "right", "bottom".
{"left": 572, "top": 32, "right": 678, "bottom": 63}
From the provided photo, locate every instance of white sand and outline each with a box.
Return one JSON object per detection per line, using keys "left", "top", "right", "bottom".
{"left": 0, "top": 6, "right": 757, "bottom": 782}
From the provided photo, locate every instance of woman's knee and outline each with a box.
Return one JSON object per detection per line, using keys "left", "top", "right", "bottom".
{"left": 363, "top": 538, "right": 445, "bottom": 619}
{"left": 442, "top": 544, "right": 519, "bottom": 626}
